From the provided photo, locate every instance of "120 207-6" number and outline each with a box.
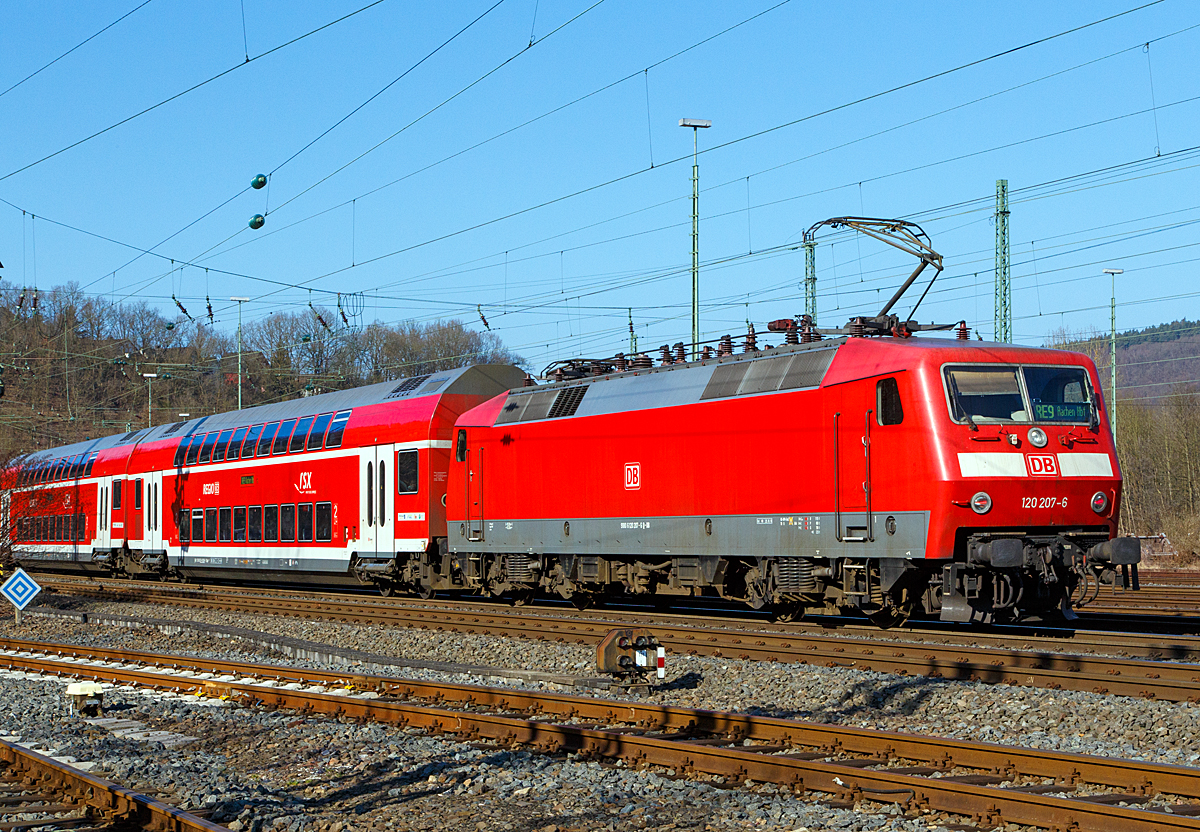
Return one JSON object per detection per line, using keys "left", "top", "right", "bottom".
{"left": 1022, "top": 496, "right": 1066, "bottom": 509}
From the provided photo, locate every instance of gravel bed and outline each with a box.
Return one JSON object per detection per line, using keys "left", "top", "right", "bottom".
{"left": 0, "top": 648, "right": 952, "bottom": 832}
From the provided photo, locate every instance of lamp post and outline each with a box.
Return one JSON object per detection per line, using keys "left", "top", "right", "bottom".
{"left": 1102, "top": 268, "right": 1123, "bottom": 436}
{"left": 231, "top": 297, "right": 250, "bottom": 409}
{"left": 679, "top": 118, "right": 711, "bottom": 359}
{"left": 142, "top": 373, "right": 157, "bottom": 428}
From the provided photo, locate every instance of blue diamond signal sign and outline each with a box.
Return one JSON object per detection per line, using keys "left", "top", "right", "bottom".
{"left": 1, "top": 568, "right": 41, "bottom": 611}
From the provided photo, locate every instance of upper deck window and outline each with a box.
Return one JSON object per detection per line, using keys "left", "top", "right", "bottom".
{"left": 324, "top": 411, "right": 351, "bottom": 449}
{"left": 944, "top": 364, "right": 1094, "bottom": 425}
{"left": 289, "top": 416, "right": 314, "bottom": 453}
{"left": 308, "top": 413, "right": 332, "bottom": 450}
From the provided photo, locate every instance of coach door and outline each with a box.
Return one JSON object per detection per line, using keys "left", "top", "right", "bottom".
{"left": 360, "top": 445, "right": 394, "bottom": 558}
{"left": 145, "top": 471, "right": 163, "bottom": 552}
{"left": 110, "top": 478, "right": 126, "bottom": 545}
{"left": 833, "top": 393, "right": 873, "bottom": 543}
{"left": 95, "top": 477, "right": 111, "bottom": 551}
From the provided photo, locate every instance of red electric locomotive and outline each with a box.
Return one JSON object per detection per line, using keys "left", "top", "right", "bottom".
{"left": 438, "top": 332, "right": 1138, "bottom": 624}
{"left": 8, "top": 365, "right": 525, "bottom": 586}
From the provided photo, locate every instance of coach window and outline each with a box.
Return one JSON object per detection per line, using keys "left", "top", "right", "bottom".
{"left": 199, "top": 432, "right": 219, "bottom": 464}
{"left": 219, "top": 507, "right": 232, "bottom": 542}
{"left": 290, "top": 416, "right": 314, "bottom": 453}
{"left": 308, "top": 413, "right": 332, "bottom": 450}
{"left": 57, "top": 516, "right": 65, "bottom": 541}
{"left": 179, "top": 510, "right": 189, "bottom": 543}
{"left": 298, "top": 503, "right": 314, "bottom": 542}
{"left": 185, "top": 434, "right": 202, "bottom": 466}
{"left": 205, "top": 508, "right": 218, "bottom": 542}
{"left": 315, "top": 503, "right": 332, "bottom": 542}
{"left": 324, "top": 410, "right": 351, "bottom": 449}
{"left": 397, "top": 450, "right": 418, "bottom": 494}
{"left": 366, "top": 463, "right": 374, "bottom": 526}
{"left": 264, "top": 505, "right": 279, "bottom": 542}
{"left": 191, "top": 509, "right": 204, "bottom": 542}
{"left": 84, "top": 453, "right": 97, "bottom": 477}
{"left": 280, "top": 504, "right": 296, "bottom": 542}
{"left": 233, "top": 507, "right": 247, "bottom": 542}
{"left": 257, "top": 423, "right": 280, "bottom": 457}
{"left": 273, "top": 420, "right": 297, "bottom": 455}
{"left": 226, "top": 427, "right": 247, "bottom": 461}
{"left": 241, "top": 424, "right": 262, "bottom": 458}
{"left": 213, "top": 429, "right": 234, "bottom": 462}
{"left": 134, "top": 478, "right": 143, "bottom": 511}
{"left": 113, "top": 479, "right": 123, "bottom": 510}
{"left": 249, "top": 506, "right": 262, "bottom": 542}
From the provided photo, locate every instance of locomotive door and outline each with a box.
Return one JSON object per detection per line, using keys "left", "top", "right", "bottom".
{"left": 833, "top": 394, "right": 874, "bottom": 543}
{"left": 466, "top": 447, "right": 483, "bottom": 541}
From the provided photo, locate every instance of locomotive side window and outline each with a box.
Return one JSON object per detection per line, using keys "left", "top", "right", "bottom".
{"left": 219, "top": 507, "right": 232, "bottom": 542}
{"left": 324, "top": 411, "right": 351, "bottom": 449}
{"left": 191, "top": 509, "right": 204, "bottom": 542}
{"left": 315, "top": 503, "right": 332, "bottom": 542}
{"left": 397, "top": 450, "right": 418, "bottom": 494}
{"left": 257, "top": 423, "right": 280, "bottom": 457}
{"left": 249, "top": 506, "right": 262, "bottom": 542}
{"left": 241, "top": 424, "right": 263, "bottom": 458}
{"left": 212, "top": 429, "right": 234, "bottom": 462}
{"left": 298, "top": 503, "right": 314, "bottom": 542}
{"left": 199, "top": 432, "right": 219, "bottom": 464}
{"left": 226, "top": 427, "right": 247, "bottom": 461}
{"left": 273, "top": 420, "right": 297, "bottom": 455}
{"left": 233, "top": 507, "right": 247, "bottom": 542}
{"left": 944, "top": 367, "right": 1024, "bottom": 424}
{"left": 289, "top": 417, "right": 314, "bottom": 453}
{"left": 877, "top": 378, "right": 903, "bottom": 426}
{"left": 280, "top": 504, "right": 296, "bottom": 542}
{"left": 264, "top": 505, "right": 279, "bottom": 541}
{"left": 205, "top": 508, "right": 218, "bottom": 542}
{"left": 456, "top": 429, "right": 466, "bottom": 462}
{"left": 113, "top": 480, "right": 123, "bottom": 509}
{"left": 308, "top": 414, "right": 332, "bottom": 450}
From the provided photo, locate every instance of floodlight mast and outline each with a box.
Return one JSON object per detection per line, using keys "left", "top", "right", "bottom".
{"left": 802, "top": 216, "right": 945, "bottom": 335}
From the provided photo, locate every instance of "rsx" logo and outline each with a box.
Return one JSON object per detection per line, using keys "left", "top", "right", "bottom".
{"left": 1026, "top": 454, "right": 1058, "bottom": 477}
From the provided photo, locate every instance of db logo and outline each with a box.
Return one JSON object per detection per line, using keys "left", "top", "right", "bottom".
{"left": 624, "top": 462, "right": 641, "bottom": 490}
{"left": 1026, "top": 454, "right": 1058, "bottom": 477}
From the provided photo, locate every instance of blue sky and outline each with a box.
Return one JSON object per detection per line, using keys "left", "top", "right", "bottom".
{"left": 2, "top": 1, "right": 1197, "bottom": 377}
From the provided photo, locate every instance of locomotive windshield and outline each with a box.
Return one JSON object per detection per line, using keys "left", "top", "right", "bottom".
{"left": 944, "top": 364, "right": 1094, "bottom": 425}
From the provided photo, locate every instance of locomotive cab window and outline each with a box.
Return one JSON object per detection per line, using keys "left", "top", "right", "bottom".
{"left": 1022, "top": 366, "right": 1094, "bottom": 423}
{"left": 876, "top": 378, "right": 903, "bottom": 426}
{"left": 397, "top": 450, "right": 418, "bottom": 494}
{"left": 944, "top": 367, "right": 1024, "bottom": 424}
{"left": 455, "top": 429, "right": 467, "bottom": 462}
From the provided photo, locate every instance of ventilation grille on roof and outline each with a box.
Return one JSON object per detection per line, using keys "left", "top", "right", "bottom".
{"left": 416, "top": 375, "right": 450, "bottom": 395}
{"left": 701, "top": 347, "right": 837, "bottom": 401}
{"left": 494, "top": 385, "right": 589, "bottom": 424}
{"left": 161, "top": 421, "right": 186, "bottom": 436}
{"left": 387, "top": 375, "right": 431, "bottom": 398}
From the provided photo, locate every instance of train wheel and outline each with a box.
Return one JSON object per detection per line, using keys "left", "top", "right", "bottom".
{"left": 417, "top": 584, "right": 436, "bottom": 600}
{"left": 378, "top": 583, "right": 396, "bottom": 598}
{"left": 773, "top": 603, "right": 805, "bottom": 623}
{"left": 510, "top": 588, "right": 535, "bottom": 607}
{"left": 865, "top": 602, "right": 912, "bottom": 629}
{"left": 570, "top": 593, "right": 593, "bottom": 611}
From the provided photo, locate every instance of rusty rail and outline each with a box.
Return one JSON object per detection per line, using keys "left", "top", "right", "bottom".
{"left": 4, "top": 641, "right": 1200, "bottom": 831}
{"left": 0, "top": 737, "right": 225, "bottom": 832}
{"left": 29, "top": 577, "right": 1200, "bottom": 701}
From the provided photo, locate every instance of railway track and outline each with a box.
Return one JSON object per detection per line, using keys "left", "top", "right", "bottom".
{"left": 28, "top": 575, "right": 1200, "bottom": 703}
{"left": 0, "top": 735, "right": 224, "bottom": 832}
{"left": 4, "top": 637, "right": 1200, "bottom": 832}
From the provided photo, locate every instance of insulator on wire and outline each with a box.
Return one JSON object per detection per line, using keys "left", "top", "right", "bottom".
{"left": 659, "top": 345, "right": 671, "bottom": 366}
{"left": 16, "top": 290, "right": 24, "bottom": 310}
{"left": 206, "top": 296, "right": 214, "bottom": 325}
{"left": 338, "top": 295, "right": 350, "bottom": 326}
{"left": 477, "top": 305, "right": 490, "bottom": 331}
{"left": 31, "top": 289, "right": 38, "bottom": 312}
{"left": 743, "top": 323, "right": 757, "bottom": 353}
{"left": 172, "top": 294, "right": 193, "bottom": 321}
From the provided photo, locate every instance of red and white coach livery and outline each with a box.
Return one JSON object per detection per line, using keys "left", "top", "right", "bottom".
{"left": 9, "top": 365, "right": 524, "bottom": 586}
{"left": 443, "top": 335, "right": 1138, "bottom": 624}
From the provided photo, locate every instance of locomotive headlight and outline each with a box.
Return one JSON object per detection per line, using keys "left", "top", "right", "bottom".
{"left": 970, "top": 491, "right": 992, "bottom": 514}
{"left": 1091, "top": 491, "right": 1109, "bottom": 514}
{"left": 1028, "top": 427, "right": 1048, "bottom": 448}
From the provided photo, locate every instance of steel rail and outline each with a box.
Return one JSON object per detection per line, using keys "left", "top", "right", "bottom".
{"left": 32, "top": 578, "right": 1200, "bottom": 702}
{"left": 3, "top": 642, "right": 1200, "bottom": 832}
{"left": 0, "top": 737, "right": 226, "bottom": 832}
